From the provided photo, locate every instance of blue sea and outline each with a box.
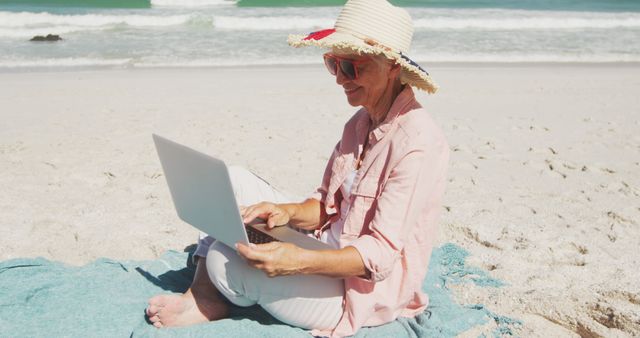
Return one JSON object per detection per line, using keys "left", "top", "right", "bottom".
{"left": 0, "top": 0, "right": 639, "bottom": 69}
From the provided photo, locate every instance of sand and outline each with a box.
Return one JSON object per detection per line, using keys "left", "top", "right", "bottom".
{"left": 0, "top": 64, "right": 638, "bottom": 337}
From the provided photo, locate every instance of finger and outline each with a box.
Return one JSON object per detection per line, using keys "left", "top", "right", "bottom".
{"left": 242, "top": 204, "right": 266, "bottom": 223}
{"left": 266, "top": 209, "right": 288, "bottom": 229}
{"left": 235, "top": 243, "right": 252, "bottom": 260}
{"left": 253, "top": 241, "right": 281, "bottom": 251}
{"left": 244, "top": 206, "right": 273, "bottom": 224}
{"left": 236, "top": 242, "right": 266, "bottom": 261}
{"left": 241, "top": 205, "right": 258, "bottom": 223}
{"left": 239, "top": 206, "right": 246, "bottom": 216}
{"left": 242, "top": 203, "right": 266, "bottom": 220}
{"left": 266, "top": 214, "right": 281, "bottom": 229}
{"left": 246, "top": 260, "right": 263, "bottom": 269}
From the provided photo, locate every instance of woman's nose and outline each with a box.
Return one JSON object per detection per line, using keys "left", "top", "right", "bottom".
{"left": 335, "top": 66, "right": 349, "bottom": 85}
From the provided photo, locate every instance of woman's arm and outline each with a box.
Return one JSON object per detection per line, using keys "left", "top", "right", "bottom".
{"left": 302, "top": 246, "right": 368, "bottom": 278}
{"left": 279, "top": 198, "right": 328, "bottom": 231}
{"left": 236, "top": 242, "right": 367, "bottom": 278}
{"left": 241, "top": 198, "right": 328, "bottom": 231}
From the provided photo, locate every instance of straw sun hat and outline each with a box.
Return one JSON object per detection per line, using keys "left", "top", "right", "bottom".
{"left": 288, "top": 0, "right": 437, "bottom": 94}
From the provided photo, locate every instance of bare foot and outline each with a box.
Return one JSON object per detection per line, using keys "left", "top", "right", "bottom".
{"left": 146, "top": 289, "right": 229, "bottom": 328}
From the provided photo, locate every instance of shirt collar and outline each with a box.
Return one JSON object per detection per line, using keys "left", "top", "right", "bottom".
{"left": 356, "top": 86, "right": 418, "bottom": 142}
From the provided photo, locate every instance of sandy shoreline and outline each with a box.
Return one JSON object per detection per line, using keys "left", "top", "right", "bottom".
{"left": 1, "top": 64, "right": 639, "bottom": 336}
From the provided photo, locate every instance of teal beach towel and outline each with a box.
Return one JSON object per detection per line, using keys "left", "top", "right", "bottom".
{"left": 0, "top": 243, "right": 520, "bottom": 337}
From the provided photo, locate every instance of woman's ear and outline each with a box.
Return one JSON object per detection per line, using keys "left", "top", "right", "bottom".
{"left": 389, "top": 62, "right": 402, "bottom": 80}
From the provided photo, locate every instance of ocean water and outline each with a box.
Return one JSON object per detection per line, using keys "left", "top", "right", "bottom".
{"left": 0, "top": 0, "right": 639, "bottom": 69}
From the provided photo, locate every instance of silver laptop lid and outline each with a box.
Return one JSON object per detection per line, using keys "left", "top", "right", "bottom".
{"left": 152, "top": 134, "right": 249, "bottom": 249}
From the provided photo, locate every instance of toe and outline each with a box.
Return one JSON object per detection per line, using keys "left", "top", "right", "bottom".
{"left": 146, "top": 304, "right": 160, "bottom": 316}
{"left": 153, "top": 321, "right": 163, "bottom": 328}
{"left": 148, "top": 295, "right": 164, "bottom": 306}
{"left": 149, "top": 315, "right": 160, "bottom": 323}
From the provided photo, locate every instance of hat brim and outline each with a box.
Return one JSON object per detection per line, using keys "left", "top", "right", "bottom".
{"left": 288, "top": 30, "right": 438, "bottom": 94}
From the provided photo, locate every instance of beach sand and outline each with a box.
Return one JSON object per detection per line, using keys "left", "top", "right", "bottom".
{"left": 1, "top": 64, "right": 638, "bottom": 337}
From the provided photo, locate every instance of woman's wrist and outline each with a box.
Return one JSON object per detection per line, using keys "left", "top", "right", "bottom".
{"left": 277, "top": 199, "right": 322, "bottom": 231}
{"left": 298, "top": 248, "right": 322, "bottom": 275}
{"left": 300, "top": 247, "right": 368, "bottom": 278}
{"left": 277, "top": 203, "right": 298, "bottom": 222}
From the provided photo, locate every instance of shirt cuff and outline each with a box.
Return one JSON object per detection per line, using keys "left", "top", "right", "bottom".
{"left": 348, "top": 235, "right": 399, "bottom": 283}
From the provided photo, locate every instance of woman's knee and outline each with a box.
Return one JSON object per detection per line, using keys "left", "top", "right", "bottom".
{"left": 205, "top": 241, "right": 230, "bottom": 278}
{"left": 205, "top": 241, "right": 256, "bottom": 307}
{"left": 227, "top": 165, "right": 262, "bottom": 205}
{"left": 228, "top": 165, "right": 293, "bottom": 205}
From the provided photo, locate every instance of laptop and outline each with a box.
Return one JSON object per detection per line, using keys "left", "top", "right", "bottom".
{"left": 152, "top": 134, "right": 331, "bottom": 251}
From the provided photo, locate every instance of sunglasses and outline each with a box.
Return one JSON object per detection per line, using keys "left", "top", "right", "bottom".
{"left": 323, "top": 53, "right": 369, "bottom": 80}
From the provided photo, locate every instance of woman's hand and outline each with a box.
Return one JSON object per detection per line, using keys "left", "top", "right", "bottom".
{"left": 236, "top": 242, "right": 308, "bottom": 277}
{"left": 240, "top": 202, "right": 290, "bottom": 229}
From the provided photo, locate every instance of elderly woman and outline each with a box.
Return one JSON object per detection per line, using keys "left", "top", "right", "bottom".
{"left": 145, "top": 0, "right": 449, "bottom": 336}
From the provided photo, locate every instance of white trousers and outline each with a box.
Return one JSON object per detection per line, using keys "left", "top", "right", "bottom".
{"left": 194, "top": 166, "right": 344, "bottom": 330}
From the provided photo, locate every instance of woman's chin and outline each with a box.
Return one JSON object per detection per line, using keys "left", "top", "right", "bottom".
{"left": 345, "top": 92, "right": 364, "bottom": 107}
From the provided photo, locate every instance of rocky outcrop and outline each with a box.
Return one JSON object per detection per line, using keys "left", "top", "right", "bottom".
{"left": 30, "top": 34, "right": 63, "bottom": 42}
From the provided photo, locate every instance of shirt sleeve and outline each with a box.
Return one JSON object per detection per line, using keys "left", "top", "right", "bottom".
{"left": 348, "top": 140, "right": 449, "bottom": 282}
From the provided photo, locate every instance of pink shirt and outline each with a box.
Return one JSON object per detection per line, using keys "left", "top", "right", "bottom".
{"left": 321, "top": 169, "right": 357, "bottom": 248}
{"left": 310, "top": 86, "right": 449, "bottom": 337}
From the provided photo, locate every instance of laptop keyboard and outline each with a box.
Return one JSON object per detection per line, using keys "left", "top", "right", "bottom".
{"left": 245, "top": 226, "right": 278, "bottom": 245}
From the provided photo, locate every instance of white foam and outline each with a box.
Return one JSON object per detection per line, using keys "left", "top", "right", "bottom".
{"left": 0, "top": 57, "right": 132, "bottom": 68}
{"left": 413, "top": 53, "right": 640, "bottom": 63}
{"left": 0, "top": 26, "right": 106, "bottom": 38}
{"left": 136, "top": 55, "right": 319, "bottom": 67}
{"left": 3, "top": 53, "right": 636, "bottom": 70}
{"left": 411, "top": 9, "right": 640, "bottom": 30}
{"left": 0, "top": 11, "right": 193, "bottom": 29}
{"left": 0, "top": 11, "right": 334, "bottom": 33}
{"left": 213, "top": 16, "right": 333, "bottom": 30}
{"left": 415, "top": 17, "right": 640, "bottom": 30}
{"left": 150, "top": 0, "right": 232, "bottom": 7}
{"left": 143, "top": 53, "right": 640, "bottom": 65}
{"left": 3, "top": 10, "right": 638, "bottom": 37}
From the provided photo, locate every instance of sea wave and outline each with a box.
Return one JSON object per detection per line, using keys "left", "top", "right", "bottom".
{"left": 0, "top": 11, "right": 193, "bottom": 28}
{"left": 2, "top": 10, "right": 639, "bottom": 38}
{"left": 412, "top": 53, "right": 640, "bottom": 63}
{"left": 1, "top": 0, "right": 150, "bottom": 9}
{"left": 0, "top": 56, "right": 318, "bottom": 68}
{"left": 150, "top": 0, "right": 233, "bottom": 7}
{"left": 213, "top": 16, "right": 333, "bottom": 30}
{"left": 0, "top": 57, "right": 132, "bottom": 68}
{"left": 136, "top": 57, "right": 317, "bottom": 67}
{"left": 2, "top": 53, "right": 639, "bottom": 69}
{"left": 131, "top": 53, "right": 640, "bottom": 64}
{"left": 0, "top": 11, "right": 334, "bottom": 37}
{"left": 415, "top": 16, "right": 640, "bottom": 30}
{"left": 0, "top": 26, "right": 107, "bottom": 38}
{"left": 213, "top": 14, "right": 640, "bottom": 31}
{"left": 0, "top": 11, "right": 207, "bottom": 38}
